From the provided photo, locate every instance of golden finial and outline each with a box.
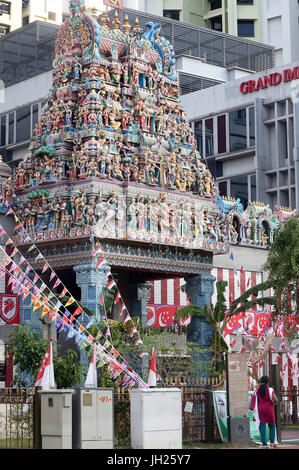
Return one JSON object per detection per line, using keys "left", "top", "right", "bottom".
{"left": 133, "top": 17, "right": 140, "bottom": 33}
{"left": 123, "top": 14, "right": 131, "bottom": 34}
{"left": 113, "top": 11, "right": 120, "bottom": 30}
{"left": 101, "top": 8, "right": 109, "bottom": 28}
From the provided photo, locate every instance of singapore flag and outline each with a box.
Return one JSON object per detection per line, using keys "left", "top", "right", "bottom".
{"left": 35, "top": 339, "right": 55, "bottom": 389}
{"left": 85, "top": 348, "right": 97, "bottom": 388}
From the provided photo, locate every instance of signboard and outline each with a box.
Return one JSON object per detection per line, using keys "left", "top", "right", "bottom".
{"left": 240, "top": 65, "right": 299, "bottom": 94}
{"left": 0, "top": 294, "right": 19, "bottom": 325}
{"left": 104, "top": 0, "right": 124, "bottom": 8}
{"left": 213, "top": 391, "right": 260, "bottom": 442}
{"left": 147, "top": 304, "right": 190, "bottom": 329}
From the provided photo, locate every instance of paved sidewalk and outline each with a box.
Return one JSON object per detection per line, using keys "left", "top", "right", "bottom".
{"left": 280, "top": 429, "right": 299, "bottom": 449}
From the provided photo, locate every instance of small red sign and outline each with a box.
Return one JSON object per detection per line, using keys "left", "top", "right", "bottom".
{"left": 104, "top": 0, "right": 124, "bottom": 9}
{"left": 0, "top": 294, "right": 19, "bottom": 325}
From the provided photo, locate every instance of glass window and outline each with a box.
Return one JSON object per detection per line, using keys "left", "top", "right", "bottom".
{"left": 0, "top": 115, "right": 6, "bottom": 147}
{"left": 32, "top": 103, "right": 39, "bottom": 136}
{"left": 210, "top": 0, "right": 222, "bottom": 9}
{"left": 249, "top": 106, "right": 255, "bottom": 146}
{"left": 229, "top": 108, "right": 247, "bottom": 152}
{"left": 217, "top": 114, "right": 226, "bottom": 154}
{"left": 163, "top": 10, "right": 180, "bottom": 20}
{"left": 205, "top": 118, "right": 214, "bottom": 156}
{"left": 237, "top": 20, "right": 255, "bottom": 37}
{"left": 194, "top": 120, "right": 203, "bottom": 155}
{"left": 211, "top": 16, "right": 222, "bottom": 32}
{"left": 231, "top": 176, "right": 249, "bottom": 208}
{"left": 0, "top": 2, "right": 11, "bottom": 14}
{"left": 250, "top": 174, "right": 257, "bottom": 202}
{"left": 8, "top": 112, "right": 15, "bottom": 145}
{"left": 218, "top": 181, "right": 227, "bottom": 197}
{"left": 16, "top": 106, "right": 31, "bottom": 143}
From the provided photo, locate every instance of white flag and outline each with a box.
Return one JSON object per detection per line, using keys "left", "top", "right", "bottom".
{"left": 85, "top": 348, "right": 97, "bottom": 388}
{"left": 35, "top": 339, "right": 55, "bottom": 389}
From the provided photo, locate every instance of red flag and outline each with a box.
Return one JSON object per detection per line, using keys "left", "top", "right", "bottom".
{"left": 104, "top": 0, "right": 124, "bottom": 9}
{"left": 35, "top": 339, "right": 55, "bottom": 389}
{"left": 84, "top": 348, "right": 97, "bottom": 388}
{"left": 70, "top": 305, "right": 83, "bottom": 323}
{"left": 147, "top": 349, "right": 156, "bottom": 387}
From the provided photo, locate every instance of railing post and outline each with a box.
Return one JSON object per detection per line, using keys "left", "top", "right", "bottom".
{"left": 293, "top": 386, "right": 298, "bottom": 425}
{"left": 271, "top": 364, "right": 282, "bottom": 443}
{"left": 205, "top": 387, "right": 214, "bottom": 443}
{"left": 33, "top": 386, "right": 42, "bottom": 449}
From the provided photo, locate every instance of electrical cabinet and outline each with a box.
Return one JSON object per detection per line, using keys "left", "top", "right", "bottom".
{"left": 39, "top": 389, "right": 74, "bottom": 449}
{"left": 130, "top": 388, "right": 182, "bottom": 449}
{"left": 72, "top": 387, "right": 114, "bottom": 449}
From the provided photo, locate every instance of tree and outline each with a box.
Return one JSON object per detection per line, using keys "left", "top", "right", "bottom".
{"left": 8, "top": 324, "right": 85, "bottom": 388}
{"left": 263, "top": 214, "right": 299, "bottom": 320}
{"left": 226, "top": 214, "right": 299, "bottom": 337}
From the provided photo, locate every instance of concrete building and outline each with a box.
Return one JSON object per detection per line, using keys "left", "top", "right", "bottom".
{"left": 182, "top": 61, "right": 299, "bottom": 211}
{"left": 0, "top": 0, "right": 23, "bottom": 35}
{"left": 261, "top": 0, "right": 299, "bottom": 66}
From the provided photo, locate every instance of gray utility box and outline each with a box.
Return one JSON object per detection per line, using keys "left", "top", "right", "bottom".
{"left": 39, "top": 389, "right": 74, "bottom": 449}
{"left": 72, "top": 387, "right": 114, "bottom": 449}
{"left": 228, "top": 416, "right": 250, "bottom": 445}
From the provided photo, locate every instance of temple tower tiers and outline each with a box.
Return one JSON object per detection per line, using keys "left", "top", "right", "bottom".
{"left": 7, "top": 0, "right": 231, "bottom": 370}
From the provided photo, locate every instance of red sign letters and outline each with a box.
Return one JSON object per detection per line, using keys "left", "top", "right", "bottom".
{"left": 240, "top": 66, "right": 299, "bottom": 94}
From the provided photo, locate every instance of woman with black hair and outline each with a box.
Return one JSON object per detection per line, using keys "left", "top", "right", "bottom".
{"left": 250, "top": 376, "right": 278, "bottom": 448}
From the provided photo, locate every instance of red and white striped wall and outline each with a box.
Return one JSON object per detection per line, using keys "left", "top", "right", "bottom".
{"left": 147, "top": 269, "right": 298, "bottom": 387}
{"left": 148, "top": 278, "right": 188, "bottom": 307}
{"left": 147, "top": 268, "right": 265, "bottom": 310}
{"left": 211, "top": 267, "right": 264, "bottom": 309}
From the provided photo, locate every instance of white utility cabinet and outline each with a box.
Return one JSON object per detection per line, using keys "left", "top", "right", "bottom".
{"left": 130, "top": 388, "right": 182, "bottom": 449}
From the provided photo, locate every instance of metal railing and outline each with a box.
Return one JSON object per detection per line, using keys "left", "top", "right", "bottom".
{"left": 0, "top": 388, "right": 35, "bottom": 449}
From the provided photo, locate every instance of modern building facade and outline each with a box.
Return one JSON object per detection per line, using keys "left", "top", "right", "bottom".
{"left": 182, "top": 61, "right": 299, "bottom": 211}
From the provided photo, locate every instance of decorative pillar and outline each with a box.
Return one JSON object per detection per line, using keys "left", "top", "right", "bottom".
{"left": 129, "top": 281, "right": 152, "bottom": 380}
{"left": 185, "top": 272, "right": 216, "bottom": 379}
{"left": 130, "top": 282, "right": 152, "bottom": 327}
{"left": 74, "top": 261, "right": 111, "bottom": 323}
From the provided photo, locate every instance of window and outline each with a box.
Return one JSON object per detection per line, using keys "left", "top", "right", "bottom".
{"left": 194, "top": 120, "right": 203, "bottom": 155}
{"left": 211, "top": 16, "right": 222, "bottom": 32}
{"left": 217, "top": 115, "right": 226, "bottom": 154}
{"left": 0, "top": 1, "right": 10, "bottom": 15}
{"left": 0, "top": 115, "right": 6, "bottom": 147}
{"left": 0, "top": 24, "right": 10, "bottom": 36}
{"left": 231, "top": 176, "right": 249, "bottom": 208}
{"left": 238, "top": 20, "right": 255, "bottom": 37}
{"left": 8, "top": 112, "right": 15, "bottom": 145}
{"left": 249, "top": 106, "right": 255, "bottom": 146}
{"left": 237, "top": 0, "right": 254, "bottom": 4}
{"left": 205, "top": 119, "right": 214, "bottom": 156}
{"left": 218, "top": 181, "right": 227, "bottom": 197}
{"left": 229, "top": 108, "right": 247, "bottom": 152}
{"left": 163, "top": 10, "right": 180, "bottom": 21}
{"left": 250, "top": 174, "right": 257, "bottom": 202}
{"left": 48, "top": 12, "right": 56, "bottom": 21}
{"left": 209, "top": 0, "right": 222, "bottom": 9}
{"left": 32, "top": 103, "right": 39, "bottom": 136}
{"left": 16, "top": 106, "right": 31, "bottom": 143}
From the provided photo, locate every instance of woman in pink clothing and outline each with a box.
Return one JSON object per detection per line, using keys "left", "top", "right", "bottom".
{"left": 250, "top": 376, "right": 278, "bottom": 448}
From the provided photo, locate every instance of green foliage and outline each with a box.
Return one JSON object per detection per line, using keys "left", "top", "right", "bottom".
{"left": 8, "top": 324, "right": 85, "bottom": 388}
{"left": 263, "top": 214, "right": 299, "bottom": 319}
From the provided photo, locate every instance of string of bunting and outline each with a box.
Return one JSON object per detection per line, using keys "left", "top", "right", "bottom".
{"left": 1, "top": 203, "right": 149, "bottom": 389}
{"left": 92, "top": 245, "right": 147, "bottom": 358}
{"left": 0, "top": 249, "right": 146, "bottom": 387}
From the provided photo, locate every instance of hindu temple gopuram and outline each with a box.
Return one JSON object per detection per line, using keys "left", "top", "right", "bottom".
{"left": 0, "top": 0, "right": 234, "bottom": 333}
